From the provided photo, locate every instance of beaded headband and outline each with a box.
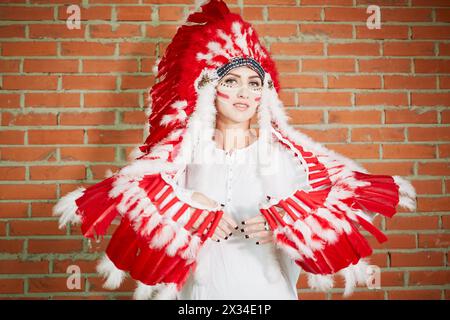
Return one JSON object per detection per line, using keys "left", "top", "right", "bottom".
{"left": 216, "top": 57, "right": 266, "bottom": 82}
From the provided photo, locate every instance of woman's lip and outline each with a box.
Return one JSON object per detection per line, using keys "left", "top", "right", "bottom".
{"left": 233, "top": 103, "right": 249, "bottom": 110}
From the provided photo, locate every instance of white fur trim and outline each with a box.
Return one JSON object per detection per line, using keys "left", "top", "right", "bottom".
{"left": 393, "top": 175, "right": 417, "bottom": 211}
{"left": 97, "top": 255, "right": 126, "bottom": 290}
{"left": 133, "top": 281, "right": 156, "bottom": 300}
{"left": 307, "top": 274, "right": 334, "bottom": 292}
{"left": 339, "top": 258, "right": 370, "bottom": 297}
{"left": 53, "top": 187, "right": 85, "bottom": 229}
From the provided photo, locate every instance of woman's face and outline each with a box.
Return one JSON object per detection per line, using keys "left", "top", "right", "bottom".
{"left": 214, "top": 66, "right": 262, "bottom": 125}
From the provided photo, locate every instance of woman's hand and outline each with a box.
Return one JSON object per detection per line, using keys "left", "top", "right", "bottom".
{"left": 241, "top": 214, "right": 273, "bottom": 244}
{"left": 241, "top": 206, "right": 287, "bottom": 245}
{"left": 189, "top": 192, "right": 239, "bottom": 242}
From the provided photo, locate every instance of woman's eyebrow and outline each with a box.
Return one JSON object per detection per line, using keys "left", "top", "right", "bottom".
{"left": 226, "top": 72, "right": 260, "bottom": 79}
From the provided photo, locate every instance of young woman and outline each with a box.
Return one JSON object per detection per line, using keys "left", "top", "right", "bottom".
{"left": 54, "top": 0, "right": 416, "bottom": 300}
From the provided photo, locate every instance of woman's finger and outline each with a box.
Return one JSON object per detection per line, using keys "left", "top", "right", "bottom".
{"left": 245, "top": 230, "right": 272, "bottom": 240}
{"left": 242, "top": 222, "right": 265, "bottom": 234}
{"left": 221, "top": 212, "right": 239, "bottom": 230}
{"left": 242, "top": 214, "right": 265, "bottom": 225}
{"left": 256, "top": 235, "right": 274, "bottom": 245}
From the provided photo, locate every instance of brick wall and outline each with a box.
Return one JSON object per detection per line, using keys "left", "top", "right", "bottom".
{"left": 0, "top": 0, "right": 448, "bottom": 300}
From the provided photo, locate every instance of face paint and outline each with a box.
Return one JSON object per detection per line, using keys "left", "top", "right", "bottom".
{"left": 217, "top": 91, "right": 230, "bottom": 100}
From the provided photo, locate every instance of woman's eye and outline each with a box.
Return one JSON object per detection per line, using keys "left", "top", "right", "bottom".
{"left": 225, "top": 78, "right": 237, "bottom": 85}
{"left": 250, "top": 81, "right": 261, "bottom": 87}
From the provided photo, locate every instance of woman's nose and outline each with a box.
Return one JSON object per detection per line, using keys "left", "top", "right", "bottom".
{"left": 237, "top": 86, "right": 249, "bottom": 99}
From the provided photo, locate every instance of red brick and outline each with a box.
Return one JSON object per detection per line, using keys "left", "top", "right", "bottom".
{"left": 411, "top": 93, "right": 450, "bottom": 106}
{"left": 390, "top": 252, "right": 444, "bottom": 267}
{"left": 30, "top": 165, "right": 86, "bottom": 180}
{"left": 31, "top": 202, "right": 55, "bottom": 218}
{"left": 61, "top": 42, "right": 115, "bottom": 56}
{"left": 87, "top": 129, "right": 143, "bottom": 144}
{"left": 0, "top": 25, "right": 25, "bottom": 38}
{"left": 384, "top": 76, "right": 436, "bottom": 89}
{"left": 280, "top": 75, "right": 323, "bottom": 89}
{"left": 324, "top": 7, "right": 366, "bottom": 21}
{"left": 2, "top": 112, "right": 57, "bottom": 126}
{"left": 269, "top": 7, "right": 321, "bottom": 21}
{"left": 116, "top": 6, "right": 152, "bottom": 21}
{"left": 9, "top": 220, "right": 64, "bottom": 236}
{"left": 29, "top": 277, "right": 84, "bottom": 293}
{"left": 57, "top": 5, "right": 112, "bottom": 21}
{"left": 301, "top": 24, "right": 352, "bottom": 39}
{"left": 119, "top": 42, "right": 156, "bottom": 57}
{"left": 302, "top": 58, "right": 355, "bottom": 72}
{"left": 418, "top": 162, "right": 450, "bottom": 176}
{"left": 61, "top": 147, "right": 116, "bottom": 162}
{"left": 0, "top": 59, "right": 20, "bottom": 73}
{"left": 0, "top": 279, "right": 24, "bottom": 294}
{"left": 53, "top": 260, "right": 98, "bottom": 274}
{"left": 388, "top": 289, "right": 442, "bottom": 300}
{"left": 418, "top": 233, "right": 450, "bottom": 249}
{"left": 0, "top": 6, "right": 53, "bottom": 20}
{"left": 158, "top": 6, "right": 184, "bottom": 21}
{"left": 356, "top": 93, "right": 408, "bottom": 106}
{"left": 90, "top": 24, "right": 142, "bottom": 38}
{"left": 62, "top": 76, "right": 116, "bottom": 90}
{"left": 328, "top": 43, "right": 380, "bottom": 56}
{"left": 412, "top": 179, "right": 443, "bottom": 195}
{"left": 418, "top": 197, "right": 450, "bottom": 212}
{"left": 382, "top": 8, "right": 433, "bottom": 22}
{"left": 28, "top": 130, "right": 84, "bottom": 145}
{"left": 328, "top": 75, "right": 381, "bottom": 89}
{"left": 0, "top": 239, "right": 24, "bottom": 253}
{"left": 2, "top": 42, "right": 57, "bottom": 56}
{"left": 299, "top": 128, "right": 347, "bottom": 143}
{"left": 359, "top": 59, "right": 411, "bottom": 73}
{"left": 357, "top": 26, "right": 409, "bottom": 39}
{"left": 386, "top": 216, "right": 439, "bottom": 230}
{"left": 0, "top": 260, "right": 49, "bottom": 274}
{"left": 0, "top": 94, "right": 20, "bottom": 108}
{"left": 383, "top": 144, "right": 435, "bottom": 159}
{"left": 328, "top": 110, "right": 381, "bottom": 124}
{"left": 352, "top": 128, "right": 404, "bottom": 142}
{"left": 83, "top": 59, "right": 138, "bottom": 73}
{"left": 385, "top": 109, "right": 437, "bottom": 124}
{"left": 363, "top": 162, "right": 414, "bottom": 176}
{"left": 28, "top": 239, "right": 83, "bottom": 254}
{"left": 326, "top": 143, "right": 379, "bottom": 159}
{"left": 383, "top": 42, "right": 435, "bottom": 56}
{"left": 412, "top": 26, "right": 450, "bottom": 39}
{"left": 3, "top": 75, "right": 58, "bottom": 90}
{"left": 409, "top": 270, "right": 450, "bottom": 286}
{"left": 408, "top": 127, "right": 450, "bottom": 141}
{"left": 0, "top": 167, "right": 25, "bottom": 180}
{"left": 298, "top": 92, "right": 351, "bottom": 106}
{"left": 286, "top": 109, "right": 324, "bottom": 125}
{"left": 0, "top": 130, "right": 24, "bottom": 144}
{"left": 0, "top": 202, "right": 28, "bottom": 218}
{"left": 271, "top": 42, "right": 324, "bottom": 56}
{"left": 59, "top": 112, "right": 116, "bottom": 125}
{"left": 254, "top": 24, "right": 297, "bottom": 37}
{"left": 368, "top": 233, "right": 416, "bottom": 250}
{"left": 121, "top": 110, "right": 146, "bottom": 125}
{"left": 146, "top": 25, "right": 177, "bottom": 39}
{"left": 0, "top": 184, "right": 56, "bottom": 200}
{"left": 0, "top": 147, "right": 57, "bottom": 162}
{"left": 25, "top": 93, "right": 80, "bottom": 108}
{"left": 121, "top": 75, "right": 155, "bottom": 89}
{"left": 29, "top": 24, "right": 85, "bottom": 39}
{"left": 84, "top": 93, "right": 139, "bottom": 108}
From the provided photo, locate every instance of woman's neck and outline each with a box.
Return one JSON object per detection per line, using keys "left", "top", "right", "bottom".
{"left": 214, "top": 119, "right": 258, "bottom": 152}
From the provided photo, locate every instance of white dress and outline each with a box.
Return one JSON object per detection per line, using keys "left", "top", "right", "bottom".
{"left": 175, "top": 135, "right": 312, "bottom": 300}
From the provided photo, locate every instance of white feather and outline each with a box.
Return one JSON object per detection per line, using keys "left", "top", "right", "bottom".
{"left": 53, "top": 187, "right": 85, "bottom": 229}
{"left": 96, "top": 255, "right": 126, "bottom": 290}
